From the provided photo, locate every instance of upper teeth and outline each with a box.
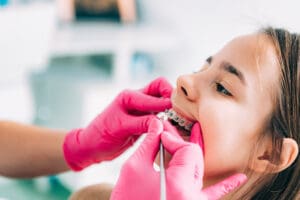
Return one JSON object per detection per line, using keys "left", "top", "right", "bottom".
{"left": 165, "top": 109, "right": 194, "bottom": 131}
{"left": 156, "top": 112, "right": 168, "bottom": 121}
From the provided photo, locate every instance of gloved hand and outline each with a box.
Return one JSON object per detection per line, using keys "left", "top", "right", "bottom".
{"left": 163, "top": 123, "right": 247, "bottom": 200}
{"left": 110, "top": 119, "right": 247, "bottom": 200}
{"left": 63, "top": 77, "right": 173, "bottom": 171}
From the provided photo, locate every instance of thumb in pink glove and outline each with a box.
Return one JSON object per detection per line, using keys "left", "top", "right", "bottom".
{"left": 63, "top": 77, "right": 173, "bottom": 171}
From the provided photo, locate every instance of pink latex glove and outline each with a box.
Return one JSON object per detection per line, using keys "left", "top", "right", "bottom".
{"left": 63, "top": 77, "right": 173, "bottom": 171}
{"left": 110, "top": 119, "right": 247, "bottom": 200}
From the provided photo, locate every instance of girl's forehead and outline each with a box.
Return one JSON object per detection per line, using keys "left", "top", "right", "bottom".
{"left": 216, "top": 33, "right": 280, "bottom": 90}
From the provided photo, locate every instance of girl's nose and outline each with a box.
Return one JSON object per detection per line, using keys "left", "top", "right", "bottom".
{"left": 176, "top": 75, "right": 197, "bottom": 101}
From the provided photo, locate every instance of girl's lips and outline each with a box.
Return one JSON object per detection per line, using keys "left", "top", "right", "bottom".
{"left": 171, "top": 105, "right": 195, "bottom": 123}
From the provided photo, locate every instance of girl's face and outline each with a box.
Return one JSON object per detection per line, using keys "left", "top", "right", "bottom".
{"left": 171, "top": 33, "right": 280, "bottom": 185}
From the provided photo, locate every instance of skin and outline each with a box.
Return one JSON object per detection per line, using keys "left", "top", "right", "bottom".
{"left": 171, "top": 33, "right": 280, "bottom": 189}
{"left": 0, "top": 121, "right": 69, "bottom": 178}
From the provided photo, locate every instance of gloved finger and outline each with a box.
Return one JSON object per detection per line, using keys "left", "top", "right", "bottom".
{"left": 189, "top": 123, "right": 205, "bottom": 151}
{"left": 121, "top": 90, "right": 172, "bottom": 112}
{"left": 162, "top": 120, "right": 182, "bottom": 140}
{"left": 162, "top": 131, "right": 203, "bottom": 167}
{"left": 161, "top": 131, "right": 188, "bottom": 155}
{"left": 202, "top": 173, "right": 247, "bottom": 200}
{"left": 164, "top": 132, "right": 204, "bottom": 188}
{"left": 110, "top": 135, "right": 140, "bottom": 158}
{"left": 131, "top": 118, "right": 163, "bottom": 165}
{"left": 121, "top": 114, "right": 180, "bottom": 138}
{"left": 141, "top": 77, "right": 173, "bottom": 98}
{"left": 121, "top": 115, "right": 155, "bottom": 137}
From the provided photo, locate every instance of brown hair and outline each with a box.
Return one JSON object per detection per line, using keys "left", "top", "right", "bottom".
{"left": 243, "top": 27, "right": 300, "bottom": 200}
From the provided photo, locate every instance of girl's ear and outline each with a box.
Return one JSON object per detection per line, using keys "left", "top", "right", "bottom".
{"left": 275, "top": 138, "right": 299, "bottom": 172}
{"left": 249, "top": 137, "right": 298, "bottom": 173}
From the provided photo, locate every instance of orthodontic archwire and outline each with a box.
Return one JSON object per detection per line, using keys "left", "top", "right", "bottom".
{"left": 165, "top": 109, "right": 193, "bottom": 132}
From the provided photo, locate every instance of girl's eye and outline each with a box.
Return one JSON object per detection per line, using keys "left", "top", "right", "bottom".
{"left": 216, "top": 83, "right": 232, "bottom": 96}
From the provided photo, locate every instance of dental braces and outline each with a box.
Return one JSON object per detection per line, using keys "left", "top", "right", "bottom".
{"left": 165, "top": 109, "right": 194, "bottom": 132}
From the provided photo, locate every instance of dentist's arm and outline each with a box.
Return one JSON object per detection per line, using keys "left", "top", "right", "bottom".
{"left": 0, "top": 121, "right": 69, "bottom": 178}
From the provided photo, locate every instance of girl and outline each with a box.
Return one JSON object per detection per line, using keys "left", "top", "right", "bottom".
{"left": 70, "top": 27, "right": 300, "bottom": 200}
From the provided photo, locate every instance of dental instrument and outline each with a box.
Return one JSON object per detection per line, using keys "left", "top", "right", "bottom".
{"left": 156, "top": 111, "right": 168, "bottom": 200}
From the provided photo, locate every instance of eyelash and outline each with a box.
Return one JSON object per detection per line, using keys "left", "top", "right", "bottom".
{"left": 215, "top": 82, "right": 232, "bottom": 96}
{"left": 194, "top": 59, "right": 233, "bottom": 97}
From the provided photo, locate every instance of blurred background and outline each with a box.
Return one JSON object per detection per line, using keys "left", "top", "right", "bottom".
{"left": 0, "top": 0, "right": 300, "bottom": 199}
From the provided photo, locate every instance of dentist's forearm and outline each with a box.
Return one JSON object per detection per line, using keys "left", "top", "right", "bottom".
{"left": 0, "top": 121, "right": 69, "bottom": 178}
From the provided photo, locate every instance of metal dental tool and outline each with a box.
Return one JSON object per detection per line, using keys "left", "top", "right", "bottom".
{"left": 156, "top": 111, "right": 168, "bottom": 200}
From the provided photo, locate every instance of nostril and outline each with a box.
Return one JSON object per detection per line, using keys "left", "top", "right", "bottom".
{"left": 181, "top": 86, "right": 188, "bottom": 96}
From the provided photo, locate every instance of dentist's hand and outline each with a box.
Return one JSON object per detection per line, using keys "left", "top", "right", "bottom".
{"left": 63, "top": 77, "right": 173, "bottom": 170}
{"left": 110, "top": 118, "right": 163, "bottom": 200}
{"left": 162, "top": 123, "right": 247, "bottom": 200}
{"left": 111, "top": 119, "right": 247, "bottom": 200}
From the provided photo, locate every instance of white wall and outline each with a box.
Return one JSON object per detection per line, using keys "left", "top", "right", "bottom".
{"left": 0, "top": 3, "right": 55, "bottom": 122}
{"left": 139, "top": 0, "right": 300, "bottom": 82}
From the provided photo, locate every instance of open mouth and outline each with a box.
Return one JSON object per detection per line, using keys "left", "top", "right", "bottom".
{"left": 157, "top": 109, "right": 195, "bottom": 137}
{"left": 166, "top": 109, "right": 194, "bottom": 136}
{"left": 157, "top": 108, "right": 204, "bottom": 147}
{"left": 156, "top": 109, "right": 204, "bottom": 166}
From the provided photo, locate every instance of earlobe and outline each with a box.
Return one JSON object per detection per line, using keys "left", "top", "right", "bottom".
{"left": 250, "top": 138, "right": 299, "bottom": 173}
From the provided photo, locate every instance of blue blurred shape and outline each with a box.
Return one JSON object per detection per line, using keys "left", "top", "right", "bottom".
{"left": 0, "top": 0, "right": 8, "bottom": 6}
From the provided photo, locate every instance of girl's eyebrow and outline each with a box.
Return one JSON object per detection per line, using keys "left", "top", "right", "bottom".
{"left": 221, "top": 62, "right": 246, "bottom": 85}
{"left": 206, "top": 56, "right": 246, "bottom": 85}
